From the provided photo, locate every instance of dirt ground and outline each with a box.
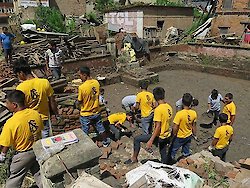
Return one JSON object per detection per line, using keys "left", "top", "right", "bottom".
{"left": 103, "top": 70, "right": 250, "bottom": 162}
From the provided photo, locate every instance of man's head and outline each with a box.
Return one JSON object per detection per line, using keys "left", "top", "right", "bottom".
{"left": 48, "top": 40, "right": 56, "bottom": 50}
{"left": 153, "top": 87, "right": 165, "bottom": 101}
{"left": 224, "top": 93, "right": 233, "bottom": 104}
{"left": 182, "top": 93, "right": 193, "bottom": 107}
{"left": 140, "top": 81, "right": 149, "bottom": 90}
{"left": 6, "top": 90, "right": 25, "bottom": 112}
{"left": 219, "top": 113, "right": 228, "bottom": 124}
{"left": 211, "top": 89, "right": 218, "bottom": 100}
{"left": 2, "top": 27, "right": 8, "bottom": 34}
{"left": 191, "top": 98, "right": 199, "bottom": 107}
{"left": 100, "top": 88, "right": 104, "bottom": 95}
{"left": 79, "top": 66, "right": 90, "bottom": 82}
{"left": 126, "top": 112, "right": 133, "bottom": 122}
{"left": 13, "top": 58, "right": 32, "bottom": 81}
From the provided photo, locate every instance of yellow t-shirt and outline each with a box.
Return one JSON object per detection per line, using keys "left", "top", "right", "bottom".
{"left": 136, "top": 91, "right": 155, "bottom": 117}
{"left": 78, "top": 79, "right": 100, "bottom": 116}
{"left": 153, "top": 103, "right": 173, "bottom": 139}
{"left": 108, "top": 113, "right": 126, "bottom": 125}
{"left": 173, "top": 109, "right": 197, "bottom": 138}
{"left": 0, "top": 109, "right": 43, "bottom": 151}
{"left": 214, "top": 125, "right": 233, "bottom": 149}
{"left": 222, "top": 102, "right": 236, "bottom": 124}
{"left": 16, "top": 78, "right": 54, "bottom": 120}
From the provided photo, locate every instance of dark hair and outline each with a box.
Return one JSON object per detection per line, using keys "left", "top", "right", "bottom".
{"left": 2, "top": 26, "right": 8, "bottom": 31}
{"left": 13, "top": 58, "right": 32, "bottom": 75}
{"left": 7, "top": 90, "right": 25, "bottom": 107}
{"left": 153, "top": 87, "right": 165, "bottom": 101}
{"left": 225, "top": 93, "right": 233, "bottom": 100}
{"left": 49, "top": 40, "right": 56, "bottom": 47}
{"left": 219, "top": 113, "right": 228, "bottom": 123}
{"left": 126, "top": 112, "right": 133, "bottom": 117}
{"left": 79, "top": 66, "right": 90, "bottom": 76}
{"left": 191, "top": 98, "right": 199, "bottom": 107}
{"left": 182, "top": 93, "right": 193, "bottom": 107}
{"left": 100, "top": 88, "right": 104, "bottom": 93}
{"left": 211, "top": 89, "right": 218, "bottom": 100}
{"left": 140, "top": 81, "right": 149, "bottom": 90}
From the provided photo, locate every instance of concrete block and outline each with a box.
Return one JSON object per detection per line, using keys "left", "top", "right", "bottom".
{"left": 126, "top": 62, "right": 140, "bottom": 69}
{"left": 33, "top": 129, "right": 102, "bottom": 179}
{"left": 242, "top": 158, "right": 250, "bottom": 170}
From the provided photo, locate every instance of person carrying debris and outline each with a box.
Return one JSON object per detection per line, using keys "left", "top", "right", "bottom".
{"left": 0, "top": 90, "right": 43, "bottom": 188}
{"left": 209, "top": 113, "right": 233, "bottom": 162}
{"left": 222, "top": 93, "right": 236, "bottom": 126}
{"left": 14, "top": 58, "right": 58, "bottom": 138}
{"left": 78, "top": 66, "right": 111, "bottom": 147}
{"left": 45, "top": 41, "right": 65, "bottom": 80}
{"left": 207, "top": 89, "right": 224, "bottom": 126}
{"left": 135, "top": 81, "right": 156, "bottom": 135}
{"left": 0, "top": 27, "right": 15, "bottom": 64}
{"left": 108, "top": 112, "right": 133, "bottom": 140}
{"left": 124, "top": 87, "right": 172, "bottom": 164}
{"left": 170, "top": 93, "right": 197, "bottom": 163}
{"left": 175, "top": 95, "right": 199, "bottom": 112}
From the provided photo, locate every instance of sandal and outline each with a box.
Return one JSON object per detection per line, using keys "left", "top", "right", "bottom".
{"left": 124, "top": 159, "right": 138, "bottom": 164}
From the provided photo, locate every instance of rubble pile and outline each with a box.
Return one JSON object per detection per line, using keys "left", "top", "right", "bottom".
{"left": 176, "top": 150, "right": 250, "bottom": 188}
{"left": 13, "top": 36, "right": 109, "bottom": 65}
{"left": 0, "top": 62, "right": 15, "bottom": 79}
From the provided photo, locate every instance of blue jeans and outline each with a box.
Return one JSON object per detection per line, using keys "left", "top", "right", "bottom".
{"left": 141, "top": 113, "right": 154, "bottom": 135}
{"left": 170, "top": 135, "right": 192, "bottom": 160}
{"left": 42, "top": 120, "right": 50, "bottom": 138}
{"left": 50, "top": 67, "right": 61, "bottom": 80}
{"left": 80, "top": 113, "right": 105, "bottom": 134}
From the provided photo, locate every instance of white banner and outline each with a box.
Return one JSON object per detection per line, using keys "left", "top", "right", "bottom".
{"left": 20, "top": 0, "right": 49, "bottom": 7}
{"left": 104, "top": 11, "right": 143, "bottom": 38}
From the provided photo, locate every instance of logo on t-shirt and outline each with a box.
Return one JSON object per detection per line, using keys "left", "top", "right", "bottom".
{"left": 28, "top": 120, "right": 39, "bottom": 142}
{"left": 91, "top": 87, "right": 97, "bottom": 101}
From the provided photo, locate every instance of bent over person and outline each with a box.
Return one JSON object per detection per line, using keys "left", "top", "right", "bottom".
{"left": 14, "top": 58, "right": 58, "bottom": 138}
{"left": 0, "top": 90, "right": 43, "bottom": 188}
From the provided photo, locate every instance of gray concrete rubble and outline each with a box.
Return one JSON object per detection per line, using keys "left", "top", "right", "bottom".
{"left": 33, "top": 129, "right": 102, "bottom": 187}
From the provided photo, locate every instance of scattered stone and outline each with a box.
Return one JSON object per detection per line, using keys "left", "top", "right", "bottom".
{"left": 110, "top": 141, "right": 119, "bottom": 150}
{"left": 225, "top": 170, "right": 239, "bottom": 179}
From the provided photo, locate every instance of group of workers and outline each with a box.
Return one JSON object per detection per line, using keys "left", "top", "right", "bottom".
{"left": 0, "top": 50, "right": 236, "bottom": 187}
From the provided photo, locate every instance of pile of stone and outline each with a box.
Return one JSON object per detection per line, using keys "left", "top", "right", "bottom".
{"left": 176, "top": 150, "right": 250, "bottom": 188}
{"left": 51, "top": 107, "right": 81, "bottom": 135}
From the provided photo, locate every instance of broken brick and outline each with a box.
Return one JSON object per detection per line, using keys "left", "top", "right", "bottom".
{"left": 67, "top": 108, "right": 74, "bottom": 115}
{"left": 225, "top": 170, "right": 238, "bottom": 179}
{"left": 73, "top": 109, "right": 80, "bottom": 115}
{"left": 116, "top": 140, "right": 122, "bottom": 146}
{"left": 186, "top": 158, "right": 194, "bottom": 165}
{"left": 100, "top": 163, "right": 107, "bottom": 170}
{"left": 110, "top": 141, "right": 119, "bottom": 150}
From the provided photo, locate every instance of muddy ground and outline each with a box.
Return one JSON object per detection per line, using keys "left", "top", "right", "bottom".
{"left": 103, "top": 70, "right": 250, "bottom": 162}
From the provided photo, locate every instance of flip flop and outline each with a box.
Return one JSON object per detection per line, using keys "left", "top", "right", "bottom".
{"left": 124, "top": 159, "right": 138, "bottom": 164}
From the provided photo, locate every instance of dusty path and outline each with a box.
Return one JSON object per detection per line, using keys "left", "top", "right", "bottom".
{"left": 103, "top": 70, "right": 250, "bottom": 162}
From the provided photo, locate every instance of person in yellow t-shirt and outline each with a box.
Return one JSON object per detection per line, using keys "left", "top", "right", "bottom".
{"left": 222, "top": 93, "right": 236, "bottom": 126}
{"left": 135, "top": 81, "right": 156, "bottom": 135}
{"left": 78, "top": 66, "right": 110, "bottom": 147}
{"left": 0, "top": 90, "right": 43, "bottom": 188}
{"left": 108, "top": 112, "right": 133, "bottom": 140}
{"left": 125, "top": 87, "right": 173, "bottom": 165}
{"left": 13, "top": 58, "right": 58, "bottom": 138}
{"left": 209, "top": 113, "right": 233, "bottom": 162}
{"left": 170, "top": 93, "right": 197, "bottom": 162}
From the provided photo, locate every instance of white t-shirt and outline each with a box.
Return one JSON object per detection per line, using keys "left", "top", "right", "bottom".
{"left": 208, "top": 93, "right": 223, "bottom": 111}
{"left": 45, "top": 47, "right": 64, "bottom": 68}
{"left": 122, "top": 95, "right": 136, "bottom": 107}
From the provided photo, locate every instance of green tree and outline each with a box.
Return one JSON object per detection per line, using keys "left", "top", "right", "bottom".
{"left": 35, "top": 6, "right": 65, "bottom": 33}
{"left": 155, "top": 0, "right": 184, "bottom": 7}
{"left": 95, "top": 0, "right": 116, "bottom": 13}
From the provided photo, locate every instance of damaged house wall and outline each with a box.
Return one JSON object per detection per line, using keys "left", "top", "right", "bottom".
{"left": 211, "top": 0, "right": 250, "bottom": 36}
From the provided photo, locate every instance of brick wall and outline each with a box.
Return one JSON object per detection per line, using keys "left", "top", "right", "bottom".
{"left": 216, "top": 0, "right": 249, "bottom": 11}
{"left": 211, "top": 0, "right": 250, "bottom": 36}
{"left": 50, "top": 0, "right": 86, "bottom": 16}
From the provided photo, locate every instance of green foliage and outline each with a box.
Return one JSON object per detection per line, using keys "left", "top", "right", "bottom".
{"left": 155, "top": 0, "right": 184, "bottom": 7}
{"left": 66, "top": 18, "right": 76, "bottom": 34}
{"left": 86, "top": 12, "right": 97, "bottom": 22}
{"left": 95, "top": 0, "right": 117, "bottom": 13}
{"left": 184, "top": 12, "right": 208, "bottom": 35}
{"left": 35, "top": 6, "right": 65, "bottom": 33}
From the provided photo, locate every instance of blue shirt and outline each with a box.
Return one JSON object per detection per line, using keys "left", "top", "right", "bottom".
{"left": 208, "top": 93, "right": 223, "bottom": 111}
{"left": 0, "top": 33, "right": 15, "bottom": 49}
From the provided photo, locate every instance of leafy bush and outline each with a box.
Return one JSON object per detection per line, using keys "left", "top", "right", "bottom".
{"left": 22, "top": 19, "right": 36, "bottom": 25}
{"left": 35, "top": 6, "right": 65, "bottom": 33}
{"left": 155, "top": 0, "right": 184, "bottom": 7}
